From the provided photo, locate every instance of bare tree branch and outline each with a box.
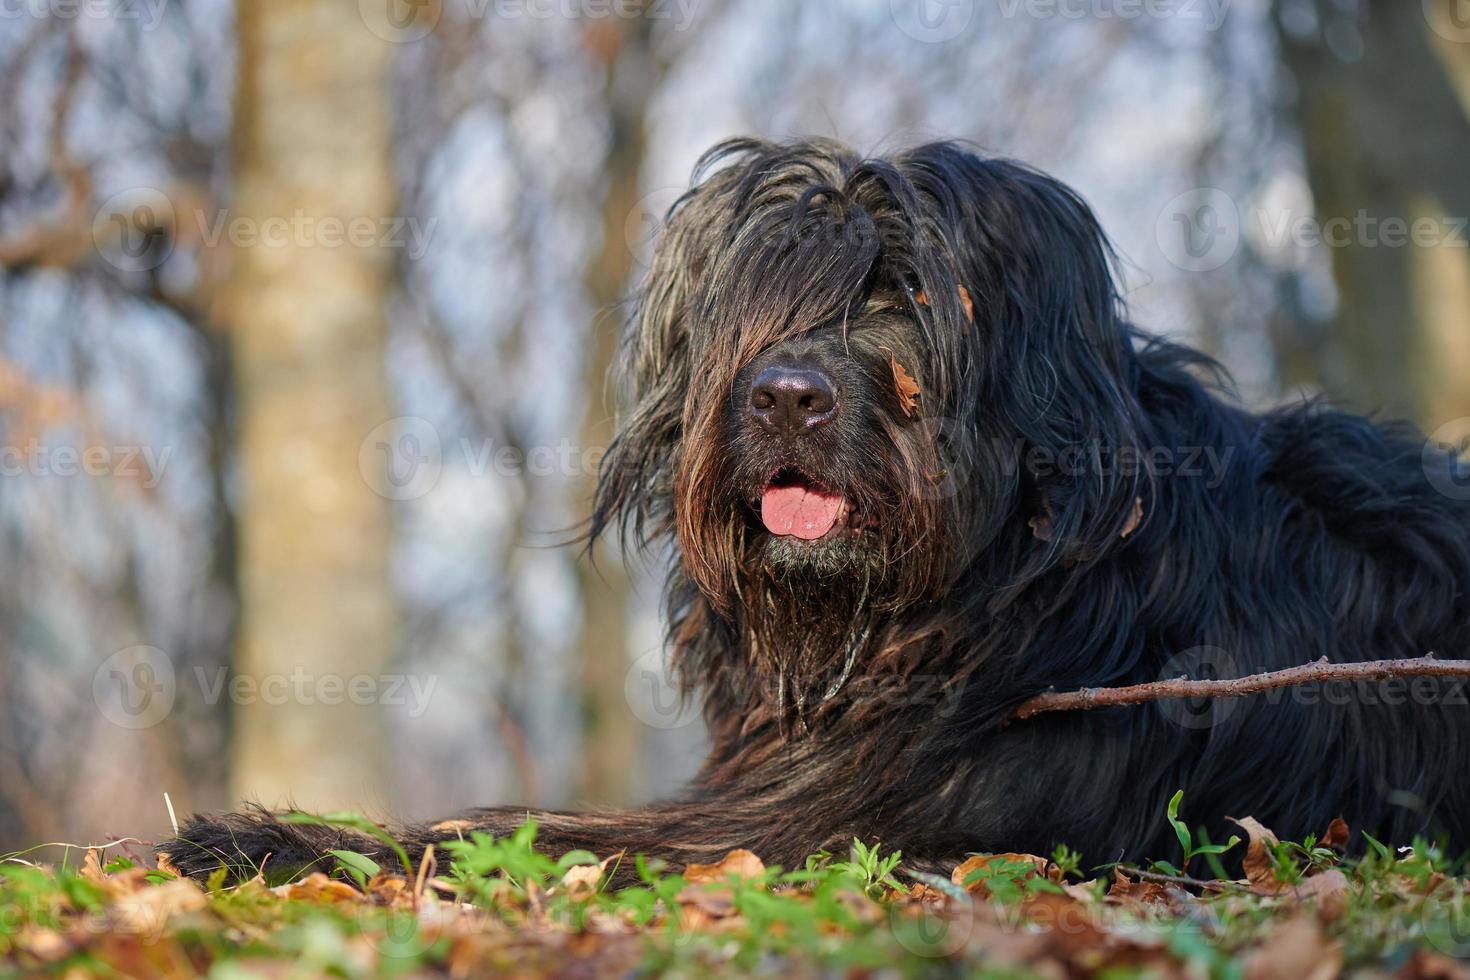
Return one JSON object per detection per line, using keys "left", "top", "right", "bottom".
{"left": 1012, "top": 656, "right": 1470, "bottom": 721}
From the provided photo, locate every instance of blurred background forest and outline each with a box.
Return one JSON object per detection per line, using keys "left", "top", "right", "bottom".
{"left": 0, "top": 0, "right": 1468, "bottom": 853}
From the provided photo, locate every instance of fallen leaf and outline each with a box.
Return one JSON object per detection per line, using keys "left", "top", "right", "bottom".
{"left": 684, "top": 849, "right": 766, "bottom": 885}
{"left": 952, "top": 852, "right": 1056, "bottom": 898}
{"left": 1399, "top": 949, "right": 1470, "bottom": 979}
{"left": 1229, "top": 816, "right": 1281, "bottom": 892}
{"left": 1108, "top": 867, "right": 1168, "bottom": 906}
{"left": 905, "top": 883, "right": 948, "bottom": 904}
{"left": 155, "top": 851, "right": 184, "bottom": 878}
{"left": 1017, "top": 888, "right": 1094, "bottom": 932}
{"left": 287, "top": 872, "right": 363, "bottom": 905}
{"left": 367, "top": 874, "right": 412, "bottom": 908}
{"left": 1294, "top": 869, "right": 1351, "bottom": 922}
{"left": 561, "top": 861, "right": 607, "bottom": 900}
{"left": 1320, "top": 818, "right": 1350, "bottom": 850}
{"left": 431, "top": 818, "right": 475, "bottom": 833}
{"left": 1061, "top": 880, "right": 1104, "bottom": 904}
{"left": 81, "top": 848, "right": 106, "bottom": 884}
{"left": 16, "top": 927, "right": 69, "bottom": 962}
{"left": 1244, "top": 916, "right": 1342, "bottom": 980}
{"left": 109, "top": 878, "right": 209, "bottom": 937}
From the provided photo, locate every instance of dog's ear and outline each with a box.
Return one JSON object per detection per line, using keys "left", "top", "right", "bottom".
{"left": 908, "top": 148, "right": 1151, "bottom": 564}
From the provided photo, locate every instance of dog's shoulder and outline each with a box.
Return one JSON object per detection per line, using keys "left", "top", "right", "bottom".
{"left": 1255, "top": 403, "right": 1470, "bottom": 541}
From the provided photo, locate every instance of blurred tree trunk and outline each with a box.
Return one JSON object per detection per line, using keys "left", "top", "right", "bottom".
{"left": 574, "top": 14, "right": 659, "bottom": 805}
{"left": 1273, "top": 0, "right": 1470, "bottom": 432}
{"left": 223, "top": 0, "right": 397, "bottom": 810}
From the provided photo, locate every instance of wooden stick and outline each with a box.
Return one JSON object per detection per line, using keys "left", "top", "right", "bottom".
{"left": 1012, "top": 655, "right": 1470, "bottom": 721}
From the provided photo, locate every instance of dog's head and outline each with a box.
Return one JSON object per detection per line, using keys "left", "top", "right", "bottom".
{"left": 595, "top": 138, "right": 1151, "bottom": 626}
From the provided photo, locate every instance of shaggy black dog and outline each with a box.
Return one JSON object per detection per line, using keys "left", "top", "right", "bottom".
{"left": 162, "top": 138, "right": 1470, "bottom": 882}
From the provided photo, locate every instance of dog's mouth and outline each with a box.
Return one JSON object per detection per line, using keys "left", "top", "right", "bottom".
{"left": 756, "top": 468, "right": 862, "bottom": 541}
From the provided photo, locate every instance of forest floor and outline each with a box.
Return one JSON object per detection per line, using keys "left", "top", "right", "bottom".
{"left": 1, "top": 795, "right": 1468, "bottom": 978}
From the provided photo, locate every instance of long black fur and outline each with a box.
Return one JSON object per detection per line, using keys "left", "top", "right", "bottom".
{"left": 161, "top": 138, "right": 1470, "bottom": 883}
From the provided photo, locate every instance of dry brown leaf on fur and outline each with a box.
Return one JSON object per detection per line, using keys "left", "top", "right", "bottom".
{"left": 1120, "top": 497, "right": 1145, "bottom": 538}
{"left": 912, "top": 285, "right": 973, "bottom": 323}
{"left": 891, "top": 357, "right": 921, "bottom": 416}
{"left": 1320, "top": 817, "right": 1350, "bottom": 850}
{"left": 877, "top": 346, "right": 921, "bottom": 417}
{"left": 957, "top": 284, "right": 974, "bottom": 322}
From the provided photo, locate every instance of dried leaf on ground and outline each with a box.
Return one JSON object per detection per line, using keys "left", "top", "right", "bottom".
{"left": 1244, "top": 916, "right": 1342, "bottom": 980}
{"left": 684, "top": 849, "right": 766, "bottom": 885}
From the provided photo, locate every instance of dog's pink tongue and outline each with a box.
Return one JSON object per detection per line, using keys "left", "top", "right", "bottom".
{"left": 761, "top": 484, "right": 844, "bottom": 540}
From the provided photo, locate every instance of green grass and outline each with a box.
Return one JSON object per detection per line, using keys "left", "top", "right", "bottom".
{"left": 2, "top": 798, "right": 1468, "bottom": 977}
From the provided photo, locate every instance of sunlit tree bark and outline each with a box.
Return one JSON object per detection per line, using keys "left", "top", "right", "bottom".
{"left": 574, "top": 13, "right": 661, "bottom": 806}
{"left": 1274, "top": 0, "right": 1470, "bottom": 434}
{"left": 224, "top": 0, "right": 398, "bottom": 810}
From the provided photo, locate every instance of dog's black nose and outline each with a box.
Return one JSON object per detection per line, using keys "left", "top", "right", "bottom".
{"left": 749, "top": 365, "right": 837, "bottom": 438}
